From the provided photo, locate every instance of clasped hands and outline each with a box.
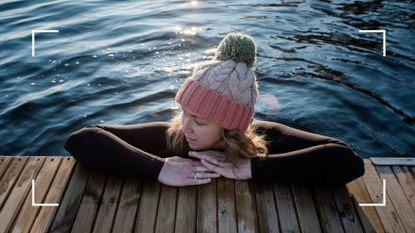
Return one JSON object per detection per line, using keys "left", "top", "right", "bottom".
{"left": 157, "top": 150, "right": 252, "bottom": 187}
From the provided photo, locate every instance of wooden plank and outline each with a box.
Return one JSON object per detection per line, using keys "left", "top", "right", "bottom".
{"left": 361, "top": 160, "right": 405, "bottom": 233}
{"left": 48, "top": 162, "right": 91, "bottom": 233}
{"left": 92, "top": 174, "right": 123, "bottom": 233}
{"left": 273, "top": 181, "right": 300, "bottom": 233}
{"left": 350, "top": 196, "right": 377, "bottom": 233}
{"left": 175, "top": 185, "right": 197, "bottom": 233}
{"left": 235, "top": 180, "right": 257, "bottom": 233}
{"left": 217, "top": 178, "right": 237, "bottom": 233}
{"left": 134, "top": 179, "right": 160, "bottom": 233}
{"left": 31, "top": 157, "right": 76, "bottom": 233}
{"left": 0, "top": 156, "right": 45, "bottom": 233}
{"left": 254, "top": 180, "right": 280, "bottom": 233}
{"left": 7, "top": 157, "right": 415, "bottom": 233}
{"left": 112, "top": 176, "right": 142, "bottom": 233}
{"left": 370, "top": 157, "right": 415, "bottom": 166}
{"left": 154, "top": 185, "right": 177, "bottom": 233}
{"left": 392, "top": 166, "right": 415, "bottom": 212}
{"left": 0, "top": 156, "right": 12, "bottom": 180}
{"left": 331, "top": 185, "right": 363, "bottom": 233}
{"left": 346, "top": 177, "right": 384, "bottom": 233}
{"left": 197, "top": 179, "right": 217, "bottom": 233}
{"left": 0, "top": 157, "right": 28, "bottom": 209}
{"left": 11, "top": 157, "right": 62, "bottom": 233}
{"left": 375, "top": 165, "right": 415, "bottom": 233}
{"left": 312, "top": 186, "right": 344, "bottom": 233}
{"left": 70, "top": 170, "right": 108, "bottom": 233}
{"left": 291, "top": 184, "right": 322, "bottom": 233}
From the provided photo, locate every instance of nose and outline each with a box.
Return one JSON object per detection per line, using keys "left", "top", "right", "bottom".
{"left": 181, "top": 115, "right": 193, "bottom": 134}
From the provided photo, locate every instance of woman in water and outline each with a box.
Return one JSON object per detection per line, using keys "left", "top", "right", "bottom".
{"left": 65, "top": 32, "right": 364, "bottom": 187}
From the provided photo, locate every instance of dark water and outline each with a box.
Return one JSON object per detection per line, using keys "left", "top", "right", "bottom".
{"left": 1, "top": 0, "right": 414, "bottom": 157}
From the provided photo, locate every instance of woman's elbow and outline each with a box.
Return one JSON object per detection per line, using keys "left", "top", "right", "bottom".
{"left": 345, "top": 151, "right": 365, "bottom": 183}
{"left": 327, "top": 141, "right": 365, "bottom": 184}
{"left": 64, "top": 125, "right": 102, "bottom": 162}
{"left": 353, "top": 152, "right": 365, "bottom": 179}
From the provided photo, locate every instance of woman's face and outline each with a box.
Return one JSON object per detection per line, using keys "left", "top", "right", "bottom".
{"left": 180, "top": 106, "right": 224, "bottom": 151}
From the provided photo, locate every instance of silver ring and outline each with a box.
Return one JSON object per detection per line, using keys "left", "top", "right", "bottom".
{"left": 193, "top": 172, "right": 198, "bottom": 180}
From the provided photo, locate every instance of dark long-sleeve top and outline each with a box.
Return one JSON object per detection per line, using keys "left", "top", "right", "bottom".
{"left": 64, "top": 120, "right": 364, "bottom": 186}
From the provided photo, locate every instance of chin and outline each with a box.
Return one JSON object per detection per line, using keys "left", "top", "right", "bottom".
{"left": 189, "top": 144, "right": 207, "bottom": 151}
{"left": 189, "top": 145, "right": 200, "bottom": 150}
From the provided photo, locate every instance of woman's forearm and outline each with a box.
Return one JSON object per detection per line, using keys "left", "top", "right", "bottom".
{"left": 250, "top": 141, "right": 364, "bottom": 185}
{"left": 64, "top": 125, "right": 165, "bottom": 179}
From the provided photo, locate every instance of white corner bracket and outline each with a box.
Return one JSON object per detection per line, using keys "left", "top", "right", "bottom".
{"left": 358, "top": 29, "right": 386, "bottom": 57}
{"left": 359, "top": 179, "right": 386, "bottom": 207}
{"left": 31, "top": 179, "right": 59, "bottom": 207}
{"left": 31, "top": 29, "right": 59, "bottom": 57}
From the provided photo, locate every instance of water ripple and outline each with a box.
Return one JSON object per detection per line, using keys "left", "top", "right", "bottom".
{"left": 0, "top": 0, "right": 414, "bottom": 156}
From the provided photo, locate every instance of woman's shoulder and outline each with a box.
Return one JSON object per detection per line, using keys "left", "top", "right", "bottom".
{"left": 252, "top": 119, "right": 283, "bottom": 128}
{"left": 139, "top": 121, "right": 171, "bottom": 127}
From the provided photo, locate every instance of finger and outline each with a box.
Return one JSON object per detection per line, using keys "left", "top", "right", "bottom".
{"left": 188, "top": 151, "right": 204, "bottom": 159}
{"left": 175, "top": 157, "right": 203, "bottom": 167}
{"left": 201, "top": 159, "right": 234, "bottom": 179}
{"left": 206, "top": 150, "right": 227, "bottom": 160}
{"left": 217, "top": 160, "right": 232, "bottom": 167}
{"left": 201, "top": 159, "right": 223, "bottom": 174}
{"left": 168, "top": 156, "right": 199, "bottom": 165}
{"left": 193, "top": 166, "right": 212, "bottom": 172}
{"left": 198, "top": 154, "right": 223, "bottom": 167}
{"left": 190, "top": 151, "right": 225, "bottom": 162}
{"left": 166, "top": 156, "right": 184, "bottom": 162}
{"left": 202, "top": 151, "right": 228, "bottom": 165}
{"left": 188, "top": 159, "right": 204, "bottom": 166}
{"left": 196, "top": 172, "right": 221, "bottom": 179}
{"left": 187, "top": 178, "right": 212, "bottom": 186}
{"left": 189, "top": 151, "right": 216, "bottom": 161}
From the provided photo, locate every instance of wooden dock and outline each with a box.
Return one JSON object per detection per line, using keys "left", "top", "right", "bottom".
{"left": 0, "top": 156, "right": 414, "bottom": 233}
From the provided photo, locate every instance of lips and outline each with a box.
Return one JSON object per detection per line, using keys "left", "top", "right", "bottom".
{"left": 185, "top": 136, "right": 197, "bottom": 143}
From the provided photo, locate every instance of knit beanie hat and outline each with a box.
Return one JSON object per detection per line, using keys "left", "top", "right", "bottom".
{"left": 175, "top": 32, "right": 258, "bottom": 132}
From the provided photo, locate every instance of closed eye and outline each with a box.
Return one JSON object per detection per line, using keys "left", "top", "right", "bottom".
{"left": 194, "top": 118, "right": 206, "bottom": 125}
{"left": 182, "top": 109, "right": 206, "bottom": 125}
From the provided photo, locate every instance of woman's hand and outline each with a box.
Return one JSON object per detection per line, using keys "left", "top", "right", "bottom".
{"left": 158, "top": 156, "right": 221, "bottom": 187}
{"left": 188, "top": 151, "right": 252, "bottom": 180}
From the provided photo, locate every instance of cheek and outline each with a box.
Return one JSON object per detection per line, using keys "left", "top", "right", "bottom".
{"left": 197, "top": 127, "right": 222, "bottom": 145}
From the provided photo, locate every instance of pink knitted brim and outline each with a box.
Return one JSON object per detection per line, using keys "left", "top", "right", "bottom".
{"left": 175, "top": 79, "right": 253, "bottom": 132}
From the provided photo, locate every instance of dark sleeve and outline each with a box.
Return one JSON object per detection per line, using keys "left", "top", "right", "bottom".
{"left": 251, "top": 120, "right": 365, "bottom": 186}
{"left": 64, "top": 122, "right": 170, "bottom": 180}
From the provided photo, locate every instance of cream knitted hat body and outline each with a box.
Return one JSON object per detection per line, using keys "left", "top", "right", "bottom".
{"left": 175, "top": 32, "right": 259, "bottom": 132}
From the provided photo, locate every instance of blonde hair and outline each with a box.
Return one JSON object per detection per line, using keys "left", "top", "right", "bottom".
{"left": 166, "top": 112, "right": 268, "bottom": 168}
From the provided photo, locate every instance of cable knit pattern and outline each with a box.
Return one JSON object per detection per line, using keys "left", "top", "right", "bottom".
{"left": 192, "top": 60, "right": 258, "bottom": 106}
{"left": 175, "top": 32, "right": 258, "bottom": 132}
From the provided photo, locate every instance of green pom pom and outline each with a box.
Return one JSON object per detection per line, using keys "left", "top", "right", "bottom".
{"left": 215, "top": 32, "right": 257, "bottom": 67}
